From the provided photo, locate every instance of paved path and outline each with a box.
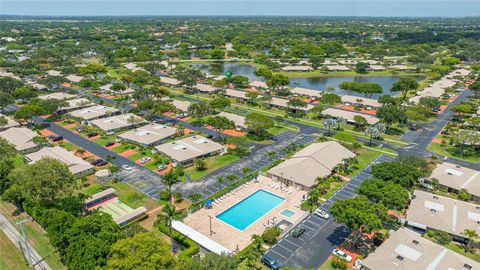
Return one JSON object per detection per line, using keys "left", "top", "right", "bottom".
{"left": 0, "top": 214, "right": 52, "bottom": 270}
{"left": 265, "top": 155, "right": 395, "bottom": 269}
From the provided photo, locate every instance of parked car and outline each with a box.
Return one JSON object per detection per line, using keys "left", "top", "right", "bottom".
{"left": 76, "top": 126, "right": 85, "bottom": 133}
{"left": 440, "top": 130, "right": 449, "bottom": 135}
{"left": 105, "top": 142, "right": 115, "bottom": 147}
{"left": 314, "top": 209, "right": 330, "bottom": 219}
{"left": 332, "top": 249, "right": 352, "bottom": 263}
{"left": 87, "top": 132, "right": 98, "bottom": 138}
{"left": 140, "top": 157, "right": 152, "bottom": 164}
{"left": 408, "top": 124, "right": 418, "bottom": 131}
{"left": 291, "top": 227, "right": 305, "bottom": 238}
{"left": 91, "top": 159, "right": 104, "bottom": 166}
{"left": 122, "top": 164, "right": 132, "bottom": 171}
{"left": 50, "top": 135, "right": 63, "bottom": 142}
{"left": 95, "top": 160, "right": 108, "bottom": 167}
{"left": 157, "top": 164, "right": 167, "bottom": 171}
{"left": 261, "top": 254, "right": 279, "bottom": 270}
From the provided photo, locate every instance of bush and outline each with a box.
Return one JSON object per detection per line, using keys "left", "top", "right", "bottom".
{"left": 427, "top": 230, "right": 452, "bottom": 245}
{"left": 261, "top": 227, "right": 281, "bottom": 245}
{"left": 331, "top": 257, "right": 347, "bottom": 270}
{"left": 156, "top": 222, "right": 199, "bottom": 262}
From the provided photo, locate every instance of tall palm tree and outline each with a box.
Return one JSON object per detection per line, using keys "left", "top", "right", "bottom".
{"left": 156, "top": 204, "right": 181, "bottom": 253}
{"left": 161, "top": 171, "right": 180, "bottom": 206}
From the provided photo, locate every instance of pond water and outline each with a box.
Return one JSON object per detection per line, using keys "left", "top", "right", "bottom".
{"left": 192, "top": 63, "right": 425, "bottom": 99}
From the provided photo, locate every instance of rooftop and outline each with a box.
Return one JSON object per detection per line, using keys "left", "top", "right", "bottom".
{"left": 218, "top": 111, "right": 246, "bottom": 129}
{"left": 195, "top": 83, "right": 217, "bottom": 93}
{"left": 290, "top": 87, "right": 322, "bottom": 98}
{"left": 155, "top": 135, "right": 225, "bottom": 163}
{"left": 322, "top": 107, "right": 379, "bottom": 125}
{"left": 171, "top": 100, "right": 191, "bottom": 112}
{"left": 25, "top": 146, "right": 94, "bottom": 175}
{"left": 38, "top": 92, "right": 77, "bottom": 100}
{"left": 341, "top": 95, "right": 381, "bottom": 108}
{"left": 69, "top": 105, "right": 120, "bottom": 120}
{"left": 0, "top": 127, "right": 38, "bottom": 152}
{"left": 431, "top": 162, "right": 480, "bottom": 198}
{"left": 91, "top": 113, "right": 147, "bottom": 132}
{"left": 118, "top": 123, "right": 177, "bottom": 145}
{"left": 160, "top": 76, "right": 181, "bottom": 86}
{"left": 362, "top": 228, "right": 480, "bottom": 270}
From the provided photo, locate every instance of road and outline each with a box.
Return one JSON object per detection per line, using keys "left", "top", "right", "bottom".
{"left": 0, "top": 214, "right": 52, "bottom": 270}
{"left": 265, "top": 155, "right": 395, "bottom": 268}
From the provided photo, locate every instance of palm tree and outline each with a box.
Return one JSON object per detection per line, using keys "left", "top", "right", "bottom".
{"left": 267, "top": 151, "right": 276, "bottom": 161}
{"left": 242, "top": 167, "right": 252, "bottom": 177}
{"left": 351, "top": 142, "right": 362, "bottom": 154}
{"left": 366, "top": 126, "right": 380, "bottom": 146}
{"left": 161, "top": 171, "right": 180, "bottom": 206}
{"left": 75, "top": 148, "right": 86, "bottom": 157}
{"left": 156, "top": 204, "right": 181, "bottom": 254}
{"left": 217, "top": 176, "right": 225, "bottom": 190}
{"left": 462, "top": 229, "right": 479, "bottom": 252}
{"left": 324, "top": 118, "right": 337, "bottom": 136}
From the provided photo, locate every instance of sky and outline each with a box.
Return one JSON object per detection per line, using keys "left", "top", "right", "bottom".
{"left": 1, "top": 0, "right": 480, "bottom": 17}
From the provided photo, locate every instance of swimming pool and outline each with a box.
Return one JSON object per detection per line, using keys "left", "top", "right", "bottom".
{"left": 216, "top": 189, "right": 285, "bottom": 231}
{"left": 280, "top": 208, "right": 296, "bottom": 218}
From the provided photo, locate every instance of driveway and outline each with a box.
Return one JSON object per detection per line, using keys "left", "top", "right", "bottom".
{"left": 265, "top": 154, "right": 395, "bottom": 269}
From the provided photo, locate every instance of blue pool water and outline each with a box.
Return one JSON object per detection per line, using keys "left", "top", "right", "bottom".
{"left": 280, "top": 209, "right": 296, "bottom": 218}
{"left": 216, "top": 189, "right": 285, "bottom": 231}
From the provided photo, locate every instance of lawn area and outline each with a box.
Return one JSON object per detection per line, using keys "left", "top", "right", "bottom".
{"left": 11, "top": 154, "right": 25, "bottom": 167}
{"left": 0, "top": 202, "right": 65, "bottom": 270}
{"left": 181, "top": 154, "right": 240, "bottom": 181}
{"left": 92, "top": 134, "right": 117, "bottom": 146}
{"left": 111, "top": 142, "right": 137, "bottom": 154}
{"left": 444, "top": 242, "right": 480, "bottom": 262}
{"left": 350, "top": 148, "right": 382, "bottom": 177}
{"left": 267, "top": 125, "right": 288, "bottom": 135}
{"left": 81, "top": 181, "right": 160, "bottom": 210}
{"left": 57, "top": 141, "right": 78, "bottom": 151}
{"left": 0, "top": 230, "right": 32, "bottom": 270}
{"left": 427, "top": 142, "right": 480, "bottom": 163}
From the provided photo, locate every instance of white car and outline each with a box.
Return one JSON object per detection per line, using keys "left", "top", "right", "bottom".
{"left": 140, "top": 157, "right": 152, "bottom": 164}
{"left": 332, "top": 249, "right": 352, "bottom": 263}
{"left": 314, "top": 209, "right": 330, "bottom": 219}
{"left": 122, "top": 164, "right": 132, "bottom": 171}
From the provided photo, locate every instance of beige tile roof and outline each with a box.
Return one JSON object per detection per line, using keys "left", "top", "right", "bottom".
{"left": 431, "top": 162, "right": 480, "bottom": 198}
{"left": 65, "top": 74, "right": 84, "bottom": 83}
{"left": 91, "top": 113, "right": 147, "bottom": 132}
{"left": 118, "top": 123, "right": 177, "bottom": 146}
{"left": 362, "top": 228, "right": 480, "bottom": 270}
{"left": 59, "top": 98, "right": 94, "bottom": 111}
{"left": 322, "top": 107, "right": 379, "bottom": 125}
{"left": 25, "top": 146, "right": 94, "bottom": 175}
{"left": 160, "top": 76, "right": 181, "bottom": 86}
{"left": 218, "top": 111, "right": 246, "bottom": 129}
{"left": 171, "top": 100, "right": 191, "bottom": 112}
{"left": 155, "top": 135, "right": 225, "bottom": 163}
{"left": 290, "top": 87, "right": 322, "bottom": 98}
{"left": 268, "top": 141, "right": 355, "bottom": 188}
{"left": 38, "top": 92, "right": 77, "bottom": 100}
{"left": 406, "top": 190, "right": 480, "bottom": 236}
{"left": 249, "top": 81, "right": 268, "bottom": 88}
{"left": 69, "top": 105, "right": 120, "bottom": 120}
{"left": 341, "top": 95, "right": 381, "bottom": 108}
{"left": 327, "top": 65, "right": 350, "bottom": 71}
{"left": 47, "top": 70, "right": 62, "bottom": 76}
{"left": 267, "top": 97, "right": 314, "bottom": 111}
{"left": 0, "top": 127, "right": 38, "bottom": 152}
{"left": 195, "top": 83, "right": 217, "bottom": 93}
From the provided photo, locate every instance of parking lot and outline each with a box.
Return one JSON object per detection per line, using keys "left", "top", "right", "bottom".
{"left": 264, "top": 154, "right": 395, "bottom": 269}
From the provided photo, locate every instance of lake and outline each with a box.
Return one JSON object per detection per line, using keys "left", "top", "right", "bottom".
{"left": 192, "top": 63, "right": 425, "bottom": 99}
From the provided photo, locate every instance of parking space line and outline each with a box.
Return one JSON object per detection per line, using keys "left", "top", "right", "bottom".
{"left": 282, "top": 238, "right": 300, "bottom": 248}
{"left": 274, "top": 243, "right": 294, "bottom": 253}
{"left": 267, "top": 249, "right": 288, "bottom": 259}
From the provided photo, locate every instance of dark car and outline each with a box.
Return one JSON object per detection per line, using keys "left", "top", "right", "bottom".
{"left": 87, "top": 132, "right": 98, "bottom": 138}
{"left": 451, "top": 116, "right": 461, "bottom": 122}
{"left": 441, "top": 130, "right": 449, "bottom": 135}
{"left": 91, "top": 159, "right": 104, "bottom": 166}
{"left": 207, "top": 134, "right": 214, "bottom": 139}
{"left": 105, "top": 142, "right": 115, "bottom": 147}
{"left": 291, "top": 227, "right": 306, "bottom": 238}
{"left": 408, "top": 124, "right": 418, "bottom": 131}
{"left": 95, "top": 160, "right": 108, "bottom": 167}
{"left": 50, "top": 135, "right": 63, "bottom": 142}
{"left": 261, "top": 254, "right": 279, "bottom": 270}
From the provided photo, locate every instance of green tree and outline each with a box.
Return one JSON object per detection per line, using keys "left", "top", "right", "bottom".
{"left": 0, "top": 92, "right": 14, "bottom": 110}
{"left": 160, "top": 171, "right": 180, "bottom": 206}
{"left": 156, "top": 204, "right": 181, "bottom": 253}
{"left": 253, "top": 68, "right": 273, "bottom": 81}
{"left": 461, "top": 229, "right": 479, "bottom": 253}
{"left": 391, "top": 77, "right": 419, "bottom": 103}
{"left": 371, "top": 161, "right": 421, "bottom": 188}
{"left": 188, "top": 252, "right": 237, "bottom": 270}
{"left": 354, "top": 115, "right": 368, "bottom": 130}
{"left": 195, "top": 159, "right": 208, "bottom": 171}
{"left": 244, "top": 112, "right": 274, "bottom": 138}
{"left": 266, "top": 74, "right": 290, "bottom": 95}
{"left": 106, "top": 232, "right": 178, "bottom": 270}
{"left": 355, "top": 62, "right": 370, "bottom": 73}
{"left": 330, "top": 196, "right": 387, "bottom": 247}
{"left": 458, "top": 189, "right": 472, "bottom": 201}
{"left": 209, "top": 97, "right": 231, "bottom": 110}
{"left": 245, "top": 91, "right": 259, "bottom": 104}
{"left": 188, "top": 101, "right": 212, "bottom": 118}
{"left": 0, "top": 77, "right": 24, "bottom": 93}
{"left": 14, "top": 104, "right": 45, "bottom": 122}
{"left": 377, "top": 105, "right": 407, "bottom": 130}
{"left": 358, "top": 178, "right": 410, "bottom": 210}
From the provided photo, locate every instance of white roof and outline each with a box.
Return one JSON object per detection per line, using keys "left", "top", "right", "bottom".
{"left": 362, "top": 228, "right": 480, "bottom": 270}
{"left": 160, "top": 76, "right": 181, "bottom": 86}
{"left": 267, "top": 97, "right": 314, "bottom": 111}
{"left": 155, "top": 135, "right": 225, "bottom": 163}
{"left": 327, "top": 65, "right": 350, "bottom": 71}
{"left": 290, "top": 87, "right": 322, "bottom": 98}
{"left": 322, "top": 107, "right": 379, "bottom": 125}
{"left": 281, "top": 65, "right": 313, "bottom": 71}
{"left": 195, "top": 83, "right": 217, "bottom": 93}
{"left": 59, "top": 98, "right": 93, "bottom": 111}
{"left": 25, "top": 146, "right": 94, "bottom": 175}
{"left": 171, "top": 100, "right": 191, "bottom": 112}
{"left": 38, "top": 92, "right": 77, "bottom": 100}
{"left": 431, "top": 162, "right": 480, "bottom": 199}
{"left": 218, "top": 111, "right": 246, "bottom": 129}
{"left": 91, "top": 113, "right": 146, "bottom": 132}
{"left": 224, "top": 89, "right": 261, "bottom": 100}
{"left": 47, "top": 70, "right": 62, "bottom": 76}
{"left": 369, "top": 65, "right": 387, "bottom": 71}
{"left": 69, "top": 105, "right": 120, "bottom": 120}
{"left": 406, "top": 190, "right": 480, "bottom": 236}
{"left": 118, "top": 123, "right": 177, "bottom": 145}
{"left": 341, "top": 95, "right": 381, "bottom": 108}
{"left": 172, "top": 220, "right": 232, "bottom": 255}
{"left": 249, "top": 81, "right": 268, "bottom": 88}
{"left": 0, "top": 127, "right": 38, "bottom": 152}
{"left": 0, "top": 114, "right": 20, "bottom": 130}
{"left": 65, "top": 74, "right": 84, "bottom": 83}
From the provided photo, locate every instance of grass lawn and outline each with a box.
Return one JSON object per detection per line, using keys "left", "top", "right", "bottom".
{"left": 427, "top": 142, "right": 480, "bottom": 163}
{"left": 57, "top": 141, "right": 78, "bottom": 151}
{"left": 181, "top": 154, "right": 240, "bottom": 181}
{"left": 444, "top": 242, "right": 480, "bottom": 262}
{"left": 267, "top": 125, "right": 287, "bottom": 135}
{"left": 350, "top": 148, "right": 382, "bottom": 177}
{"left": 92, "top": 135, "right": 117, "bottom": 146}
{"left": 11, "top": 155, "right": 25, "bottom": 167}
{"left": 81, "top": 181, "right": 160, "bottom": 210}
{"left": 0, "top": 230, "right": 32, "bottom": 270}
{"left": 111, "top": 143, "right": 137, "bottom": 154}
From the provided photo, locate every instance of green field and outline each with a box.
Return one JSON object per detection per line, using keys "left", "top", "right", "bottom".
{"left": 427, "top": 142, "right": 480, "bottom": 163}
{"left": 181, "top": 154, "right": 240, "bottom": 181}
{"left": 0, "top": 230, "right": 32, "bottom": 270}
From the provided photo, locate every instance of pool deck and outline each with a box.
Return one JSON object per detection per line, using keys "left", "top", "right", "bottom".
{"left": 183, "top": 175, "right": 308, "bottom": 251}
